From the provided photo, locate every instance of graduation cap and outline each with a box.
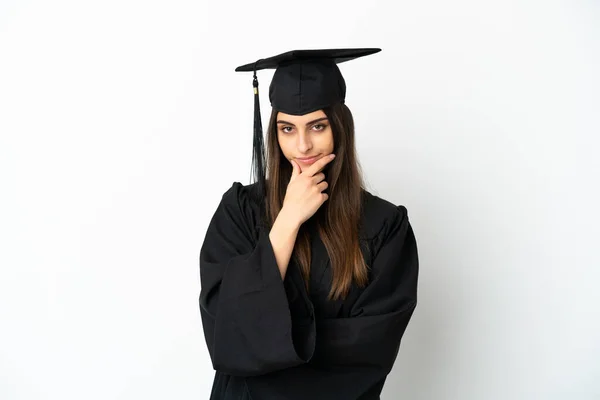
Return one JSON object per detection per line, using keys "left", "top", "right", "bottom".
{"left": 235, "top": 48, "right": 381, "bottom": 198}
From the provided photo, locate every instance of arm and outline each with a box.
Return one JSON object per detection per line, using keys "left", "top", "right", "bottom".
{"left": 199, "top": 183, "right": 315, "bottom": 377}
{"left": 269, "top": 208, "right": 301, "bottom": 280}
{"left": 243, "top": 207, "right": 419, "bottom": 399}
{"left": 312, "top": 205, "right": 419, "bottom": 372}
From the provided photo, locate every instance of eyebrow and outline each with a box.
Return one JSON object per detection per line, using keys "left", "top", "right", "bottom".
{"left": 276, "top": 117, "right": 329, "bottom": 126}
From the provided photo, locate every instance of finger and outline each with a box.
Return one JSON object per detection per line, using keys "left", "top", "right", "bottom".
{"left": 311, "top": 172, "right": 326, "bottom": 184}
{"left": 317, "top": 180, "right": 329, "bottom": 192}
{"left": 290, "top": 159, "right": 300, "bottom": 180}
{"left": 305, "top": 154, "right": 335, "bottom": 177}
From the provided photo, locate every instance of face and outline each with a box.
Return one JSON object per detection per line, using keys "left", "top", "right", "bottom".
{"left": 276, "top": 109, "right": 334, "bottom": 172}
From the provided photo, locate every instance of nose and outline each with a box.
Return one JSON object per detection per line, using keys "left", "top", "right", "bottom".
{"left": 296, "top": 130, "right": 313, "bottom": 153}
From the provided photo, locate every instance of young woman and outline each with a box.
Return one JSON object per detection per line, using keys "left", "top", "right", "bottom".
{"left": 199, "top": 48, "right": 419, "bottom": 400}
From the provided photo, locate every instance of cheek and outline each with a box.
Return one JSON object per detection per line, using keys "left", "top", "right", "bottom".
{"left": 322, "top": 130, "right": 334, "bottom": 151}
{"left": 277, "top": 135, "right": 292, "bottom": 159}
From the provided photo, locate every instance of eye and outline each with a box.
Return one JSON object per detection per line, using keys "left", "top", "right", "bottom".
{"left": 312, "top": 124, "right": 327, "bottom": 131}
{"left": 280, "top": 126, "right": 293, "bottom": 133}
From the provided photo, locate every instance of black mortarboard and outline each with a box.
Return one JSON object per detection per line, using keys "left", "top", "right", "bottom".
{"left": 235, "top": 48, "right": 381, "bottom": 199}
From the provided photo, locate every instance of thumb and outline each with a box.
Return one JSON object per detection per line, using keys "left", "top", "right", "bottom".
{"left": 290, "top": 159, "right": 300, "bottom": 180}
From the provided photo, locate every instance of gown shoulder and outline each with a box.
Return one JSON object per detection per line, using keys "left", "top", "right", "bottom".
{"left": 360, "top": 189, "right": 409, "bottom": 241}
{"left": 215, "top": 181, "right": 267, "bottom": 236}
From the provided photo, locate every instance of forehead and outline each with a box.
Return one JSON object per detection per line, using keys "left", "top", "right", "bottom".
{"left": 276, "top": 109, "right": 326, "bottom": 123}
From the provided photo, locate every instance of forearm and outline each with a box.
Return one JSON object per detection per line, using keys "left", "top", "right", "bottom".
{"left": 268, "top": 208, "right": 300, "bottom": 280}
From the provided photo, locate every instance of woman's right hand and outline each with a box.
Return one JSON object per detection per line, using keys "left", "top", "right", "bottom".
{"left": 281, "top": 154, "right": 336, "bottom": 227}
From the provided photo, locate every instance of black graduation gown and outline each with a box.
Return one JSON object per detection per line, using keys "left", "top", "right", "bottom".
{"left": 199, "top": 182, "right": 419, "bottom": 400}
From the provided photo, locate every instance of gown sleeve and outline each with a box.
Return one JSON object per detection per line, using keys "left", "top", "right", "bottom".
{"left": 312, "top": 204, "right": 419, "bottom": 373}
{"left": 198, "top": 182, "right": 315, "bottom": 377}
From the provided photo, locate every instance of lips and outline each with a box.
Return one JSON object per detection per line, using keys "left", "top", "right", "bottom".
{"left": 296, "top": 154, "right": 321, "bottom": 164}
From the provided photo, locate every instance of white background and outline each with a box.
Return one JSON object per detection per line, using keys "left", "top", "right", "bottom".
{"left": 1, "top": 0, "right": 599, "bottom": 399}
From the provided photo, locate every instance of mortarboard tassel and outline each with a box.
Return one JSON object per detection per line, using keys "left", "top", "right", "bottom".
{"left": 251, "top": 61, "right": 267, "bottom": 200}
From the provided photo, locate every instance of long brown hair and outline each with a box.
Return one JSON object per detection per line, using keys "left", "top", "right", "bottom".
{"left": 264, "top": 102, "right": 369, "bottom": 301}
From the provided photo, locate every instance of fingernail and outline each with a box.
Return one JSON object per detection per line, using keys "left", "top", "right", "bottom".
{"left": 330, "top": 154, "right": 336, "bottom": 159}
